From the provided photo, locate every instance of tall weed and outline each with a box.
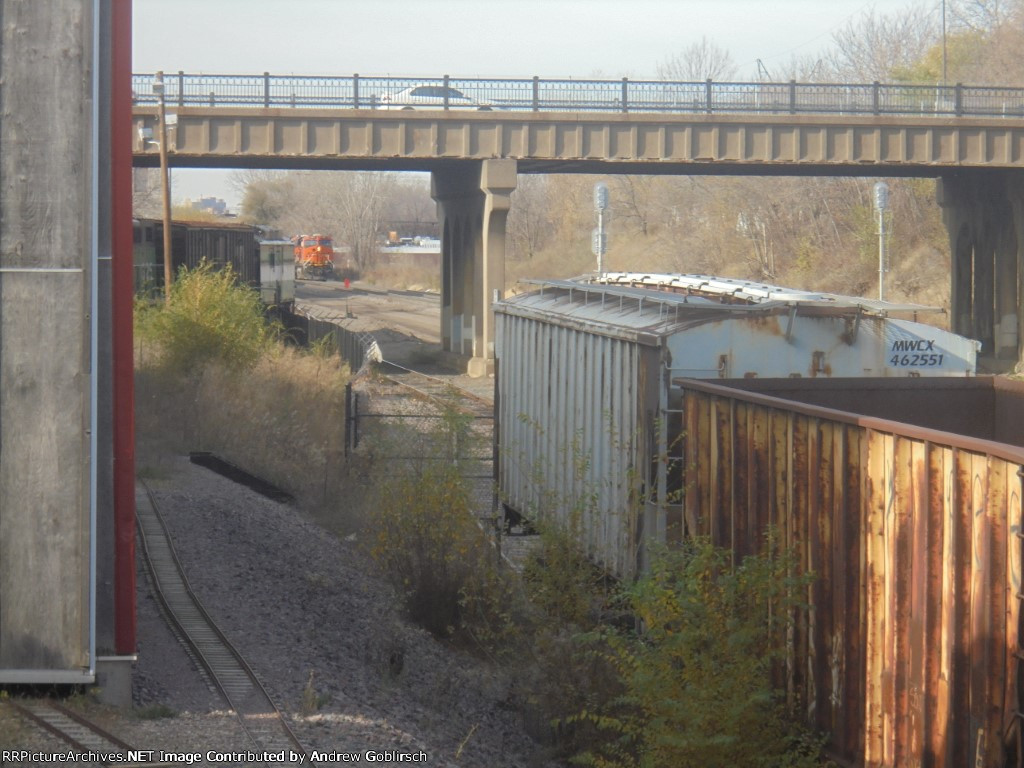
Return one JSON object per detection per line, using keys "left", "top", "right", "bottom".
{"left": 366, "top": 408, "right": 520, "bottom": 652}
{"left": 569, "top": 533, "right": 821, "bottom": 768}
{"left": 135, "top": 261, "right": 275, "bottom": 374}
{"left": 134, "top": 264, "right": 350, "bottom": 508}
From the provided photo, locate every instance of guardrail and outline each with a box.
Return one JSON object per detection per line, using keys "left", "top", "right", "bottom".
{"left": 131, "top": 72, "right": 1024, "bottom": 118}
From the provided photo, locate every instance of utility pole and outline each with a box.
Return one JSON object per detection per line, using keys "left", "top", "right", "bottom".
{"left": 593, "top": 182, "right": 609, "bottom": 276}
{"left": 874, "top": 182, "right": 889, "bottom": 301}
{"left": 155, "top": 71, "right": 173, "bottom": 300}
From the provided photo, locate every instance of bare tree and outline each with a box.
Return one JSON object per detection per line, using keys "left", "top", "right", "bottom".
{"left": 132, "top": 168, "right": 162, "bottom": 218}
{"left": 384, "top": 174, "right": 434, "bottom": 231}
{"left": 507, "top": 175, "right": 553, "bottom": 260}
{"left": 826, "top": 3, "right": 939, "bottom": 81}
{"left": 316, "top": 172, "right": 399, "bottom": 272}
{"left": 236, "top": 170, "right": 299, "bottom": 227}
{"left": 657, "top": 36, "right": 737, "bottom": 81}
{"left": 950, "top": 0, "right": 1021, "bottom": 30}
{"left": 942, "top": 0, "right": 1024, "bottom": 84}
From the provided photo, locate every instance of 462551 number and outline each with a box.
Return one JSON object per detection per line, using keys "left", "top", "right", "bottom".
{"left": 889, "top": 353, "right": 944, "bottom": 367}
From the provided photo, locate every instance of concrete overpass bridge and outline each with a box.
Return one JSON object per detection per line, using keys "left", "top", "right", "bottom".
{"left": 132, "top": 73, "right": 1024, "bottom": 375}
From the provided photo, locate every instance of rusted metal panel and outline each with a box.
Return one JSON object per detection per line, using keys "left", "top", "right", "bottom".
{"left": 676, "top": 379, "right": 1024, "bottom": 768}
{"left": 1003, "top": 465, "right": 1023, "bottom": 756}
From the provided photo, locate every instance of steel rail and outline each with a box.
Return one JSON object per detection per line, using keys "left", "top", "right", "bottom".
{"left": 378, "top": 359, "right": 494, "bottom": 418}
{"left": 4, "top": 699, "right": 168, "bottom": 767}
{"left": 135, "top": 482, "right": 308, "bottom": 763}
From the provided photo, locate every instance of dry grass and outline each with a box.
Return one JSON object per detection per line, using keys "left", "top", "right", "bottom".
{"left": 136, "top": 344, "right": 350, "bottom": 513}
{"left": 363, "top": 261, "right": 440, "bottom": 292}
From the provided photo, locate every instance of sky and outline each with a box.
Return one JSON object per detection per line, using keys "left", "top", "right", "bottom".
{"left": 132, "top": 0, "right": 928, "bottom": 209}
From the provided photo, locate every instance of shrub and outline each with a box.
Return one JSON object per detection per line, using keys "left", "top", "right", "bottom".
{"left": 135, "top": 261, "right": 275, "bottom": 374}
{"left": 133, "top": 262, "right": 350, "bottom": 507}
{"left": 570, "top": 533, "right": 820, "bottom": 768}
{"left": 522, "top": 511, "right": 618, "bottom": 631}
{"left": 367, "top": 408, "right": 520, "bottom": 652}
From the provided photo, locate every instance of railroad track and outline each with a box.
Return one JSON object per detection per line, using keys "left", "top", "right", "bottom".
{"left": 6, "top": 698, "right": 142, "bottom": 766}
{"left": 135, "top": 482, "right": 308, "bottom": 765}
{"left": 378, "top": 359, "right": 494, "bottom": 418}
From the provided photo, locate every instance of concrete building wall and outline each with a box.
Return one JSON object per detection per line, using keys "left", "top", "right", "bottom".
{"left": 0, "top": 0, "right": 96, "bottom": 681}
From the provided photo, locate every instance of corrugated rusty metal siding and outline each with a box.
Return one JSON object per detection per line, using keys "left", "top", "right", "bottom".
{"left": 680, "top": 380, "right": 1024, "bottom": 767}
{"left": 496, "top": 311, "right": 657, "bottom": 576}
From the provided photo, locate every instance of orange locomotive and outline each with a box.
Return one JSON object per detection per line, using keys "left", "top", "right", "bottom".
{"left": 292, "top": 234, "right": 335, "bottom": 280}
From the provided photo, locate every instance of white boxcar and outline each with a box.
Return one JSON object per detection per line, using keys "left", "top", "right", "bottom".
{"left": 494, "top": 273, "right": 979, "bottom": 576}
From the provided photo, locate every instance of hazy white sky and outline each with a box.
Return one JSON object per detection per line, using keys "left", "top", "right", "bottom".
{"left": 132, "top": 0, "right": 930, "bottom": 207}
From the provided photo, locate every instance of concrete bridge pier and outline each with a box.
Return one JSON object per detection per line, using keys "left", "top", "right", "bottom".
{"left": 939, "top": 171, "right": 1024, "bottom": 369}
{"left": 432, "top": 159, "right": 517, "bottom": 377}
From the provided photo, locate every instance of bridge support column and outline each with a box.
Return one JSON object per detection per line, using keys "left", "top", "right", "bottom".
{"left": 938, "top": 171, "right": 1024, "bottom": 369}
{"left": 432, "top": 159, "right": 517, "bottom": 377}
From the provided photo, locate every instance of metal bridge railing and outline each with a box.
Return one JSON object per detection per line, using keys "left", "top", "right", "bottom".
{"left": 131, "top": 72, "right": 1024, "bottom": 118}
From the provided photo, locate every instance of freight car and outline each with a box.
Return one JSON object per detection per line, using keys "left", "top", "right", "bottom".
{"left": 494, "top": 272, "right": 1024, "bottom": 767}
{"left": 132, "top": 218, "right": 294, "bottom": 309}
{"left": 494, "top": 272, "right": 979, "bottom": 576}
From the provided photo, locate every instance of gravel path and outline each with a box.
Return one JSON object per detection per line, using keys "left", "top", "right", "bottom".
{"left": 120, "top": 454, "right": 558, "bottom": 767}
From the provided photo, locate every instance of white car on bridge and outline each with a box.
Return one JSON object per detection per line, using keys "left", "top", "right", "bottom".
{"left": 378, "top": 84, "right": 492, "bottom": 110}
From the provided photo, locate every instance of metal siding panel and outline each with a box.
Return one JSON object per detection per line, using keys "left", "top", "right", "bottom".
{"left": 535, "top": 319, "right": 548, "bottom": 517}
{"left": 984, "top": 457, "right": 1007, "bottom": 766}
{"left": 734, "top": 401, "right": 752, "bottom": 558}
{"left": 969, "top": 451, "right": 991, "bottom": 765}
{"left": 581, "top": 329, "right": 595, "bottom": 557}
{"left": 932, "top": 444, "right": 955, "bottom": 768}
{"left": 830, "top": 423, "right": 853, "bottom": 752}
{"left": 890, "top": 435, "right": 913, "bottom": 766}
{"left": 864, "top": 428, "right": 887, "bottom": 765}
{"left": 853, "top": 426, "right": 869, "bottom": 763}
{"left": 952, "top": 448, "right": 973, "bottom": 767}
{"left": 811, "top": 418, "right": 831, "bottom": 733}
{"left": 709, "top": 396, "right": 722, "bottom": 547}
{"left": 697, "top": 392, "right": 714, "bottom": 536}
{"left": 683, "top": 390, "right": 701, "bottom": 537}
{"left": 550, "top": 324, "right": 561, "bottom": 522}
{"left": 907, "top": 439, "right": 928, "bottom": 762}
{"left": 792, "top": 414, "right": 810, "bottom": 719}
{"left": 1004, "top": 466, "right": 1023, "bottom": 755}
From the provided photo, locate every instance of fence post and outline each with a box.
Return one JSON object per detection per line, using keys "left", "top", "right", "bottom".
{"left": 492, "top": 356, "right": 502, "bottom": 562}
{"left": 209, "top": 91, "right": 215, "bottom": 107}
{"left": 353, "top": 391, "right": 360, "bottom": 451}
{"left": 263, "top": 71, "right": 270, "bottom": 107}
{"left": 177, "top": 70, "right": 185, "bottom": 108}
{"left": 532, "top": 76, "right": 540, "bottom": 111}
{"left": 344, "top": 383, "right": 352, "bottom": 457}
{"left": 705, "top": 78, "right": 713, "bottom": 114}
{"left": 443, "top": 73, "right": 450, "bottom": 110}
{"left": 872, "top": 81, "right": 880, "bottom": 114}
{"left": 789, "top": 79, "right": 797, "bottom": 114}
{"left": 955, "top": 83, "right": 963, "bottom": 116}
{"left": 621, "top": 77, "right": 628, "bottom": 113}
{"left": 353, "top": 73, "right": 360, "bottom": 109}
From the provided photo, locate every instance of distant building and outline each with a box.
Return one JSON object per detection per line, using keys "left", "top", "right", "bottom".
{"left": 186, "top": 196, "right": 230, "bottom": 216}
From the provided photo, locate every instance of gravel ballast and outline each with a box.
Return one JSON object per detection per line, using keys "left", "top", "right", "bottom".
{"left": 5, "top": 447, "right": 557, "bottom": 768}
{"left": 124, "top": 453, "right": 557, "bottom": 767}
